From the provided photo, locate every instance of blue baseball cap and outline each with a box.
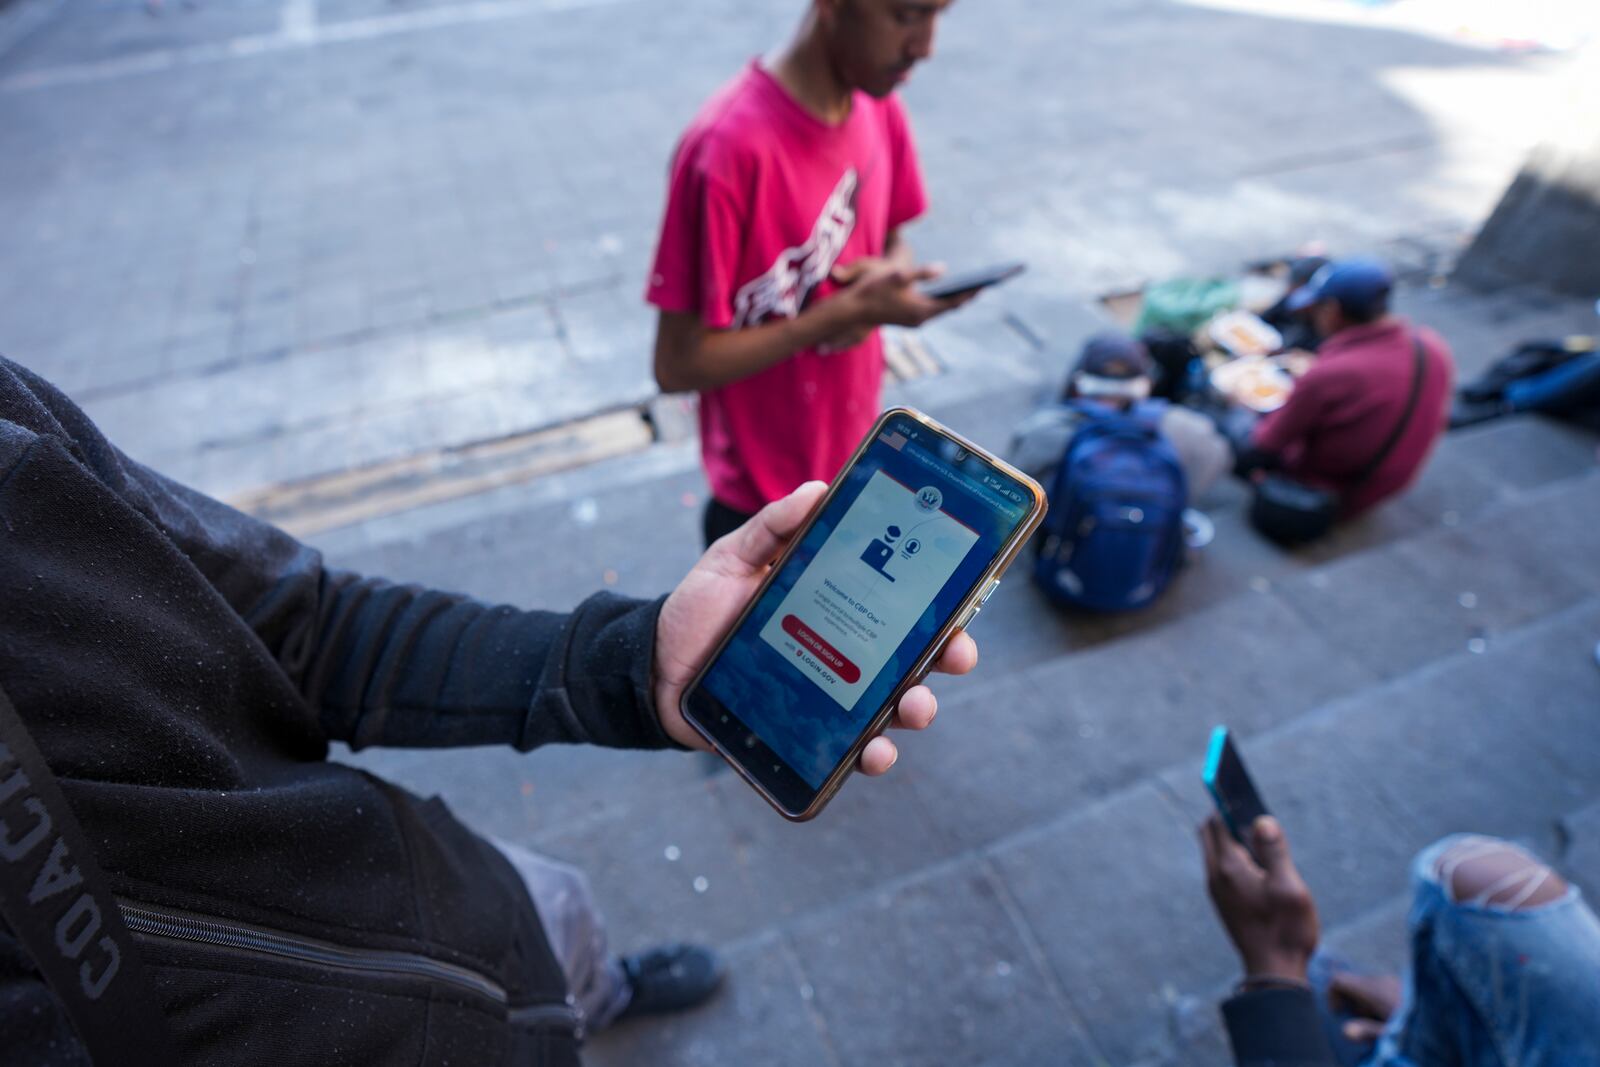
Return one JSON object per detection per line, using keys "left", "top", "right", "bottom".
{"left": 1285, "top": 256, "right": 1394, "bottom": 316}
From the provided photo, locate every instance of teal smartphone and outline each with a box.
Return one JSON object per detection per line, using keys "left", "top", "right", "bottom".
{"left": 1203, "top": 726, "right": 1270, "bottom": 848}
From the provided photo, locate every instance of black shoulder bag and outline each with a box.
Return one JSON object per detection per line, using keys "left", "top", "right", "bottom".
{"left": 0, "top": 683, "right": 179, "bottom": 1066}
{"left": 1250, "top": 336, "right": 1427, "bottom": 546}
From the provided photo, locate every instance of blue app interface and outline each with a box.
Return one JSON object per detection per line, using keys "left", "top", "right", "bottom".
{"left": 702, "top": 415, "right": 1032, "bottom": 789}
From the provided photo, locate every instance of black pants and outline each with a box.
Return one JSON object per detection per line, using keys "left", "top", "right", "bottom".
{"left": 702, "top": 498, "right": 755, "bottom": 549}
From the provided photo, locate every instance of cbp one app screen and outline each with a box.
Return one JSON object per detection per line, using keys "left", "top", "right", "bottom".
{"left": 702, "top": 418, "right": 1030, "bottom": 789}
{"left": 758, "top": 471, "right": 977, "bottom": 709}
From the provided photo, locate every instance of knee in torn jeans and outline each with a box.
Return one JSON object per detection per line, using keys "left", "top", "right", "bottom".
{"left": 1428, "top": 835, "right": 1568, "bottom": 912}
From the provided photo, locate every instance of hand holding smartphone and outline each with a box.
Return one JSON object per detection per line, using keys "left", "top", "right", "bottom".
{"left": 1199, "top": 727, "right": 1320, "bottom": 985}
{"left": 680, "top": 408, "right": 1047, "bottom": 820}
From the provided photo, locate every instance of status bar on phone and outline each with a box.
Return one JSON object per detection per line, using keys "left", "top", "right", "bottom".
{"left": 896, "top": 437, "right": 1024, "bottom": 519}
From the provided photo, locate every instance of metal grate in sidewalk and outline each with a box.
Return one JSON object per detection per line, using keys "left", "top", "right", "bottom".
{"left": 229, "top": 327, "right": 945, "bottom": 538}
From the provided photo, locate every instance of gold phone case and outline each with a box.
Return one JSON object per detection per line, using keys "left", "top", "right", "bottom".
{"left": 680, "top": 406, "right": 1048, "bottom": 821}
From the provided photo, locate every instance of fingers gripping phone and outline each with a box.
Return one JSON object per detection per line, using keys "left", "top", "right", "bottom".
{"left": 1203, "top": 726, "right": 1271, "bottom": 852}
{"left": 681, "top": 408, "right": 1047, "bottom": 821}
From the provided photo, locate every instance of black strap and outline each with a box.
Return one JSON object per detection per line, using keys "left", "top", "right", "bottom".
{"left": 0, "top": 684, "right": 179, "bottom": 1066}
{"left": 1348, "top": 335, "right": 1428, "bottom": 488}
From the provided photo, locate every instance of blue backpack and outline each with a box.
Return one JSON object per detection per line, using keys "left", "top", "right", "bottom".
{"left": 1032, "top": 401, "right": 1188, "bottom": 612}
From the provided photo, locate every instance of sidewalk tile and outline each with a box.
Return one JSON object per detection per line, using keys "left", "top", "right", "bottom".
{"left": 991, "top": 784, "right": 1236, "bottom": 1066}
{"left": 710, "top": 768, "right": 961, "bottom": 929}
{"left": 1277, "top": 514, "right": 1587, "bottom": 681}
{"left": 788, "top": 860, "right": 1098, "bottom": 1067}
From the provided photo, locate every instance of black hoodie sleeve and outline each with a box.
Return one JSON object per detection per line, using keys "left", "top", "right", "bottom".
{"left": 1, "top": 356, "right": 676, "bottom": 753}
{"left": 1221, "top": 987, "right": 1342, "bottom": 1067}
{"left": 291, "top": 575, "right": 676, "bottom": 752}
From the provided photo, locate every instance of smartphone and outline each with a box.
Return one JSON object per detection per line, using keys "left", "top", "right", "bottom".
{"left": 681, "top": 408, "right": 1047, "bottom": 821}
{"left": 920, "top": 261, "right": 1027, "bottom": 301}
{"left": 1203, "top": 726, "right": 1271, "bottom": 850}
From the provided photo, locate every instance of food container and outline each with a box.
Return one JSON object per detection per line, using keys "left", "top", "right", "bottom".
{"left": 1208, "top": 310, "right": 1283, "bottom": 358}
{"left": 1211, "top": 356, "right": 1294, "bottom": 413}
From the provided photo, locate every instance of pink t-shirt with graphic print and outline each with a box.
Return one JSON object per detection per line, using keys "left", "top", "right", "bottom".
{"left": 646, "top": 61, "right": 928, "bottom": 515}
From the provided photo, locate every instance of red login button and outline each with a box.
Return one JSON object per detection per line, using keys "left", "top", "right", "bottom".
{"left": 781, "top": 614, "right": 861, "bottom": 684}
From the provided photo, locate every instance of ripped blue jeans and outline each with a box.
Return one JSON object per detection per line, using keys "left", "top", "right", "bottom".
{"left": 1368, "top": 835, "right": 1600, "bottom": 1067}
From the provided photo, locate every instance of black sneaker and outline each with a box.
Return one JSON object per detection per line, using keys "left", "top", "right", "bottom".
{"left": 615, "top": 943, "right": 726, "bottom": 1019}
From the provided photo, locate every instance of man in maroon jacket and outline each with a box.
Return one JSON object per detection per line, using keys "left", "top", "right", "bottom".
{"left": 1244, "top": 257, "right": 1454, "bottom": 518}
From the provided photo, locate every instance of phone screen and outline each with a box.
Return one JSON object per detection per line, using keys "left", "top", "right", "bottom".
{"left": 1204, "top": 727, "right": 1270, "bottom": 846}
{"left": 686, "top": 411, "right": 1037, "bottom": 812}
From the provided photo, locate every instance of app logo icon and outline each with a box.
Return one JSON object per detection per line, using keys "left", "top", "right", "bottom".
{"left": 915, "top": 486, "right": 943, "bottom": 513}
{"left": 860, "top": 524, "right": 901, "bottom": 581}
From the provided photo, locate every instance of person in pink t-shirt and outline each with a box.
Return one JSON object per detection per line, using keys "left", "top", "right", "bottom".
{"left": 647, "top": 0, "right": 972, "bottom": 547}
